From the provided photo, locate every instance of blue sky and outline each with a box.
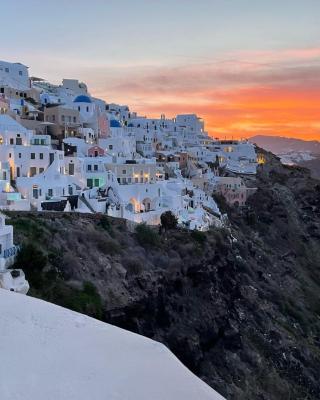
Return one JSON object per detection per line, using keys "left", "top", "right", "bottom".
{"left": 2, "top": 0, "right": 319, "bottom": 70}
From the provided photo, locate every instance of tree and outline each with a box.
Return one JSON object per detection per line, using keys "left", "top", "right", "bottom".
{"left": 135, "top": 223, "right": 159, "bottom": 247}
{"left": 160, "top": 211, "right": 178, "bottom": 231}
{"left": 14, "top": 243, "right": 47, "bottom": 272}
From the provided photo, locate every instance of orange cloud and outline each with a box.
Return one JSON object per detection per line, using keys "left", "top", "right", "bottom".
{"left": 89, "top": 48, "right": 320, "bottom": 140}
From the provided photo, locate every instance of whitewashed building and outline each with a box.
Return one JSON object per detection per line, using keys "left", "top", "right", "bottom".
{"left": 0, "top": 61, "right": 30, "bottom": 91}
{"left": 0, "top": 59, "right": 259, "bottom": 230}
{"left": 0, "top": 213, "right": 29, "bottom": 294}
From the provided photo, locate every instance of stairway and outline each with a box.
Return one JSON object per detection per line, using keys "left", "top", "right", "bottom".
{"left": 78, "top": 194, "right": 96, "bottom": 214}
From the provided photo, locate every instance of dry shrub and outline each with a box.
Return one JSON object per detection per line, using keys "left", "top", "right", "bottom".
{"left": 122, "top": 255, "right": 144, "bottom": 276}
{"left": 96, "top": 236, "right": 121, "bottom": 255}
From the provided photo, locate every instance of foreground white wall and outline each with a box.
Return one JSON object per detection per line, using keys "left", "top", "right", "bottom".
{"left": 0, "top": 289, "right": 225, "bottom": 400}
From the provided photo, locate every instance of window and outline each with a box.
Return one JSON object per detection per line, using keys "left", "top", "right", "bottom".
{"left": 10, "top": 138, "right": 14, "bottom": 145}
{"left": 18, "top": 153, "right": 21, "bottom": 158}
{"left": 61, "top": 115, "right": 65, "bottom": 122}
{"left": 9, "top": 153, "right": 11, "bottom": 158}
{"left": 88, "top": 165, "right": 92, "bottom": 171}
{"left": 5, "top": 67, "right": 9, "bottom": 73}
{"left": 109, "top": 145, "right": 113, "bottom": 150}
{"left": 86, "top": 106, "right": 89, "bottom": 112}
{"left": 78, "top": 106, "right": 80, "bottom": 112}
{"left": 39, "top": 168, "right": 44, "bottom": 173}
{"left": 19, "top": 70, "right": 23, "bottom": 76}
{"left": 48, "top": 189, "right": 53, "bottom": 197}
{"left": 94, "top": 165, "right": 98, "bottom": 171}
{"left": 87, "top": 179, "right": 93, "bottom": 188}
{"left": 122, "top": 169, "right": 126, "bottom": 175}
{"left": 31, "top": 153, "right": 35, "bottom": 159}
{"left": 39, "top": 153, "right": 43, "bottom": 160}
{"left": 29, "top": 167, "right": 37, "bottom": 177}
{"left": 73, "top": 116, "right": 76, "bottom": 123}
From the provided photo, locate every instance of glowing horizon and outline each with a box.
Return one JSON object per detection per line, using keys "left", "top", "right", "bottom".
{"left": 88, "top": 47, "right": 320, "bottom": 141}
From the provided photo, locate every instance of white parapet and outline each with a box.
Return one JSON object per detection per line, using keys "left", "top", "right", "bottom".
{"left": 0, "top": 269, "right": 29, "bottom": 294}
{"left": 0, "top": 212, "right": 29, "bottom": 294}
{"left": 0, "top": 289, "right": 225, "bottom": 400}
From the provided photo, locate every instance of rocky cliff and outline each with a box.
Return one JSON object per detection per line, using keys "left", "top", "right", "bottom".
{"left": 6, "top": 150, "right": 320, "bottom": 400}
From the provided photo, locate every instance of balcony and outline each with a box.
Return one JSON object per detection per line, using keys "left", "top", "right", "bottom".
{"left": 1, "top": 245, "right": 19, "bottom": 259}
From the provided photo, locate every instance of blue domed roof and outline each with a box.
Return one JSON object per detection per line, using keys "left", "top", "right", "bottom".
{"left": 73, "top": 95, "right": 92, "bottom": 103}
{"left": 110, "top": 119, "right": 122, "bottom": 128}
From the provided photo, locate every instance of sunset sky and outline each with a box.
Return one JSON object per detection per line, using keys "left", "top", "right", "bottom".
{"left": 2, "top": 0, "right": 320, "bottom": 140}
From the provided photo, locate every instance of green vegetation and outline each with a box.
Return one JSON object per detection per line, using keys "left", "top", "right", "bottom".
{"left": 160, "top": 211, "right": 178, "bottom": 231}
{"left": 98, "top": 215, "right": 113, "bottom": 235}
{"left": 96, "top": 236, "right": 121, "bottom": 255}
{"left": 54, "top": 281, "right": 103, "bottom": 320}
{"left": 191, "top": 229, "right": 207, "bottom": 246}
{"left": 13, "top": 243, "right": 47, "bottom": 289}
{"left": 41, "top": 280, "right": 103, "bottom": 320}
{"left": 135, "top": 223, "right": 160, "bottom": 247}
{"left": 14, "top": 243, "right": 47, "bottom": 273}
{"left": 10, "top": 217, "right": 49, "bottom": 241}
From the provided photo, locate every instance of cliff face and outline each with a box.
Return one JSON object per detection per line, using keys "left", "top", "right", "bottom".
{"left": 7, "top": 150, "right": 320, "bottom": 400}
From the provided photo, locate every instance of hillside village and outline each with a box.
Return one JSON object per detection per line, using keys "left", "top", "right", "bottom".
{"left": 0, "top": 60, "right": 259, "bottom": 231}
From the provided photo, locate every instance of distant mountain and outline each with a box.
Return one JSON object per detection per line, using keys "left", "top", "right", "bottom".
{"left": 250, "top": 135, "right": 320, "bottom": 155}
{"left": 296, "top": 157, "right": 320, "bottom": 179}
{"left": 250, "top": 135, "right": 320, "bottom": 178}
